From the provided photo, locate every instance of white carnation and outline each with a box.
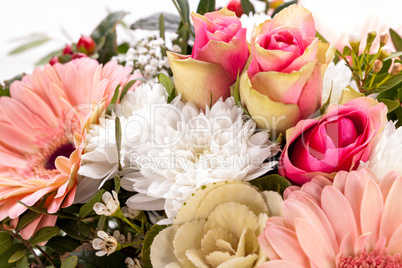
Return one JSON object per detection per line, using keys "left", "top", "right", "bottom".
{"left": 360, "top": 121, "right": 402, "bottom": 179}
{"left": 121, "top": 97, "right": 280, "bottom": 220}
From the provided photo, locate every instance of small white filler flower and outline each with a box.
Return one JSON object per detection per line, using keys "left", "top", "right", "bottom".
{"left": 92, "top": 231, "right": 119, "bottom": 256}
{"left": 93, "top": 191, "right": 119, "bottom": 216}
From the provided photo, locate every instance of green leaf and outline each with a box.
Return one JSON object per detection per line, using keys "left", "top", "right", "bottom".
{"left": 175, "top": 0, "right": 190, "bottom": 26}
{"left": 157, "top": 73, "right": 176, "bottom": 103}
{"left": 8, "top": 38, "right": 50, "bottom": 55}
{"left": 115, "top": 116, "right": 122, "bottom": 171}
{"left": 271, "top": 0, "right": 296, "bottom": 18}
{"left": 46, "top": 236, "right": 81, "bottom": 255}
{"left": 114, "top": 174, "right": 121, "bottom": 194}
{"left": 390, "top": 28, "right": 402, "bottom": 53}
{"left": 119, "top": 78, "right": 145, "bottom": 102}
{"left": 30, "top": 226, "right": 60, "bottom": 245}
{"left": 91, "top": 11, "right": 127, "bottom": 64}
{"left": 61, "top": 255, "right": 78, "bottom": 268}
{"left": 378, "top": 73, "right": 402, "bottom": 90}
{"left": 197, "top": 0, "right": 215, "bottom": 15}
{"left": 15, "top": 255, "right": 28, "bottom": 268}
{"left": 35, "top": 48, "right": 63, "bottom": 66}
{"left": 159, "top": 13, "right": 165, "bottom": 40}
{"left": 7, "top": 250, "right": 26, "bottom": 263}
{"left": 398, "top": 87, "right": 402, "bottom": 101}
{"left": 117, "top": 42, "right": 130, "bottom": 54}
{"left": 342, "top": 46, "right": 352, "bottom": 56}
{"left": 79, "top": 189, "right": 106, "bottom": 219}
{"left": 378, "top": 58, "right": 393, "bottom": 74}
{"left": 142, "top": 224, "right": 170, "bottom": 268}
{"left": 383, "top": 51, "right": 402, "bottom": 62}
{"left": 106, "top": 85, "right": 120, "bottom": 115}
{"left": 231, "top": 72, "right": 250, "bottom": 116}
{"left": 241, "top": 0, "right": 255, "bottom": 15}
{"left": 0, "top": 244, "right": 25, "bottom": 268}
{"left": 0, "top": 233, "right": 12, "bottom": 256}
{"left": 97, "top": 215, "right": 108, "bottom": 232}
{"left": 16, "top": 210, "right": 40, "bottom": 230}
{"left": 380, "top": 98, "right": 401, "bottom": 113}
{"left": 17, "top": 201, "right": 78, "bottom": 220}
{"left": 70, "top": 248, "right": 127, "bottom": 268}
{"left": 58, "top": 219, "right": 94, "bottom": 241}
{"left": 249, "top": 174, "right": 291, "bottom": 196}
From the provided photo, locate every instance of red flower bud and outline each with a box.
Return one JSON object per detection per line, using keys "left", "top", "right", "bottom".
{"left": 71, "top": 52, "right": 88, "bottom": 60}
{"left": 49, "top": 56, "right": 59, "bottom": 65}
{"left": 227, "top": 0, "right": 244, "bottom": 17}
{"left": 62, "top": 44, "right": 73, "bottom": 55}
{"left": 77, "top": 36, "right": 96, "bottom": 55}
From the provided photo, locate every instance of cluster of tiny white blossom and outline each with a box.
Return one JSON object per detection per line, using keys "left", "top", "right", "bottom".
{"left": 122, "top": 32, "right": 181, "bottom": 84}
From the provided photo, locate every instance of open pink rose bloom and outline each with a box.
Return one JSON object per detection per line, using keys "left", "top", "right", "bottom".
{"left": 279, "top": 97, "right": 387, "bottom": 185}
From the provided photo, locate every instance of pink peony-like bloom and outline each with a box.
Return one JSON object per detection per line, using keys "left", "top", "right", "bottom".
{"left": 240, "top": 5, "right": 334, "bottom": 136}
{"left": 0, "top": 58, "right": 140, "bottom": 239}
{"left": 167, "top": 8, "right": 249, "bottom": 109}
{"left": 279, "top": 97, "right": 387, "bottom": 185}
{"left": 259, "top": 168, "right": 402, "bottom": 267}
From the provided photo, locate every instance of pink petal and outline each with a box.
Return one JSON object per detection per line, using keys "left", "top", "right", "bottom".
{"left": 265, "top": 225, "right": 310, "bottom": 266}
{"left": 379, "top": 171, "right": 399, "bottom": 202}
{"left": 388, "top": 224, "right": 402, "bottom": 255}
{"left": 321, "top": 186, "right": 357, "bottom": 246}
{"left": 380, "top": 176, "right": 402, "bottom": 242}
{"left": 294, "top": 218, "right": 336, "bottom": 267}
{"left": 259, "top": 260, "right": 305, "bottom": 268}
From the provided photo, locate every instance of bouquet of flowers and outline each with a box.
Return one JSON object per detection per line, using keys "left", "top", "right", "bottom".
{"left": 1, "top": 0, "right": 402, "bottom": 267}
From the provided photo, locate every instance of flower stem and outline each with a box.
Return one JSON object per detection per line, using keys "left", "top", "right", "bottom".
{"left": 35, "top": 245, "right": 57, "bottom": 268}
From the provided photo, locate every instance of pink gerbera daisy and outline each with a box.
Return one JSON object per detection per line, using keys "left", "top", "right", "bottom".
{"left": 259, "top": 168, "right": 402, "bottom": 267}
{"left": 0, "top": 58, "right": 140, "bottom": 239}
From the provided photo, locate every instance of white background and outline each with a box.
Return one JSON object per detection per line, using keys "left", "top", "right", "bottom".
{"left": 1, "top": 0, "right": 401, "bottom": 82}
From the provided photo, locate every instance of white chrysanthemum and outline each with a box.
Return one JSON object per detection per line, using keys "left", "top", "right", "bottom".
{"left": 360, "top": 121, "right": 402, "bottom": 179}
{"left": 122, "top": 97, "right": 280, "bottom": 220}
{"left": 75, "top": 83, "right": 168, "bottom": 203}
{"left": 240, "top": 12, "right": 271, "bottom": 42}
{"left": 322, "top": 60, "right": 359, "bottom": 104}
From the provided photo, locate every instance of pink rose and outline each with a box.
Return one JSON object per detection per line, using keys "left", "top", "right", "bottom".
{"left": 279, "top": 97, "right": 387, "bottom": 185}
{"left": 167, "top": 8, "right": 249, "bottom": 109}
{"left": 240, "top": 5, "right": 334, "bottom": 136}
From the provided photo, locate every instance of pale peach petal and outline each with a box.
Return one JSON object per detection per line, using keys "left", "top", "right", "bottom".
{"left": 380, "top": 177, "right": 402, "bottom": 242}
{"left": 20, "top": 215, "right": 43, "bottom": 240}
{"left": 360, "top": 180, "right": 383, "bottom": 251}
{"left": 321, "top": 186, "right": 357, "bottom": 246}
{"left": 294, "top": 218, "right": 336, "bottom": 267}
{"left": 344, "top": 171, "right": 366, "bottom": 236}
{"left": 379, "top": 171, "right": 400, "bottom": 202}
{"left": 269, "top": 5, "right": 316, "bottom": 38}
{"left": 259, "top": 260, "right": 305, "bottom": 268}
{"left": 265, "top": 225, "right": 310, "bottom": 266}
{"left": 388, "top": 224, "right": 402, "bottom": 255}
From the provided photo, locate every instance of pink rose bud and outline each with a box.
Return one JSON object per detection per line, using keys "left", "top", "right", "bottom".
{"left": 77, "top": 36, "right": 96, "bottom": 55}
{"left": 227, "top": 0, "right": 244, "bottom": 17}
{"left": 239, "top": 5, "right": 335, "bottom": 136}
{"left": 49, "top": 56, "right": 59, "bottom": 65}
{"left": 62, "top": 44, "right": 73, "bottom": 55}
{"left": 279, "top": 97, "right": 387, "bottom": 185}
{"left": 72, "top": 52, "right": 88, "bottom": 60}
{"left": 167, "top": 8, "right": 249, "bottom": 110}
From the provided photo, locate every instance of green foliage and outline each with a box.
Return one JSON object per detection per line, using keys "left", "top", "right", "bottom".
{"left": 249, "top": 174, "right": 291, "bottom": 196}
{"left": 390, "top": 28, "right": 402, "bottom": 54}
{"left": 30, "top": 226, "right": 60, "bottom": 245}
{"left": 15, "top": 256, "right": 28, "bottom": 268}
{"left": 7, "top": 249, "right": 27, "bottom": 263}
{"left": 0, "top": 244, "right": 26, "bottom": 268}
{"left": 90, "top": 11, "right": 127, "bottom": 64}
{"left": 79, "top": 189, "right": 106, "bottom": 219}
{"left": 8, "top": 38, "right": 50, "bottom": 55}
{"left": 70, "top": 248, "right": 127, "bottom": 268}
{"left": 0, "top": 233, "right": 12, "bottom": 256}
{"left": 379, "top": 99, "right": 400, "bottom": 113}
{"left": 119, "top": 78, "right": 145, "bottom": 102}
{"left": 158, "top": 73, "right": 176, "bottom": 103}
{"left": 35, "top": 48, "right": 63, "bottom": 66}
{"left": 58, "top": 219, "right": 94, "bottom": 241}
{"left": 115, "top": 116, "right": 122, "bottom": 171}
{"left": 46, "top": 236, "right": 81, "bottom": 255}
{"left": 241, "top": 0, "right": 255, "bottom": 15}
{"left": 197, "top": 0, "right": 215, "bottom": 15}
{"left": 172, "top": 0, "right": 193, "bottom": 55}
{"left": 142, "top": 224, "right": 170, "bottom": 268}
{"left": 61, "top": 255, "right": 78, "bottom": 268}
